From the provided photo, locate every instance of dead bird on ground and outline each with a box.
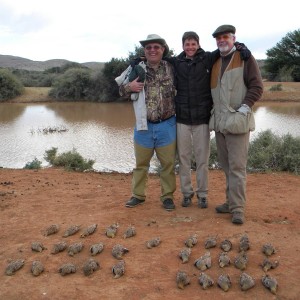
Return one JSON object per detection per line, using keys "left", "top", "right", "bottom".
{"left": 105, "top": 223, "right": 119, "bottom": 238}
{"left": 112, "top": 260, "right": 125, "bottom": 279}
{"left": 43, "top": 224, "right": 59, "bottom": 236}
{"left": 31, "top": 241, "right": 47, "bottom": 252}
{"left": 179, "top": 248, "right": 192, "bottom": 264}
{"left": 63, "top": 225, "right": 81, "bottom": 237}
{"left": 184, "top": 234, "right": 197, "bottom": 248}
{"left": 31, "top": 260, "right": 44, "bottom": 276}
{"left": 80, "top": 224, "right": 97, "bottom": 238}
{"left": 90, "top": 243, "right": 105, "bottom": 256}
{"left": 198, "top": 272, "right": 214, "bottom": 290}
{"left": 83, "top": 258, "right": 100, "bottom": 276}
{"left": 146, "top": 237, "right": 161, "bottom": 249}
{"left": 176, "top": 271, "right": 190, "bottom": 289}
{"left": 112, "top": 244, "right": 129, "bottom": 259}
{"left": 194, "top": 252, "right": 211, "bottom": 271}
{"left": 58, "top": 263, "right": 76, "bottom": 276}
{"left": 240, "top": 272, "right": 255, "bottom": 291}
{"left": 5, "top": 259, "right": 25, "bottom": 276}
{"left": 51, "top": 241, "right": 68, "bottom": 254}
{"left": 67, "top": 242, "right": 84, "bottom": 256}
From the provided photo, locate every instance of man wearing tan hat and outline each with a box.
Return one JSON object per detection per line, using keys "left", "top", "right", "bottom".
{"left": 119, "top": 34, "right": 177, "bottom": 211}
{"left": 209, "top": 25, "right": 263, "bottom": 224}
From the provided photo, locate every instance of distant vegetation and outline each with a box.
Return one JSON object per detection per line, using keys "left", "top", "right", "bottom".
{"left": 0, "top": 29, "right": 299, "bottom": 101}
{"left": 264, "top": 29, "right": 300, "bottom": 82}
{"left": 0, "top": 69, "right": 24, "bottom": 101}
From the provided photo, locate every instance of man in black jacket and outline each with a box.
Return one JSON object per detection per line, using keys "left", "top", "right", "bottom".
{"left": 165, "top": 31, "right": 250, "bottom": 209}
{"left": 165, "top": 31, "right": 216, "bottom": 209}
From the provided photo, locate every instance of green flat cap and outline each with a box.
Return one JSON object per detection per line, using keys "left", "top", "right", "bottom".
{"left": 212, "top": 25, "right": 236, "bottom": 38}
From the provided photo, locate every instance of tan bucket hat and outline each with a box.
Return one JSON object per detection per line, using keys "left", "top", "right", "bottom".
{"left": 139, "top": 34, "right": 169, "bottom": 57}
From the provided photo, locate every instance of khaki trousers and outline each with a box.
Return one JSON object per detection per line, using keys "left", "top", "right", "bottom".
{"left": 177, "top": 123, "right": 210, "bottom": 198}
{"left": 215, "top": 131, "right": 250, "bottom": 213}
{"left": 132, "top": 142, "right": 176, "bottom": 202}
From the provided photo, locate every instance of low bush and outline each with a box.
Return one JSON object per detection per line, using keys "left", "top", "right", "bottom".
{"left": 44, "top": 147, "right": 95, "bottom": 172}
{"left": 23, "top": 158, "right": 42, "bottom": 170}
{"left": 198, "top": 130, "right": 299, "bottom": 175}
{"left": 269, "top": 84, "right": 282, "bottom": 91}
{"left": 248, "top": 130, "right": 299, "bottom": 174}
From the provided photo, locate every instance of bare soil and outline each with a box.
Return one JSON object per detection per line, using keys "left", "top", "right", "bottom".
{"left": 1, "top": 168, "right": 300, "bottom": 300}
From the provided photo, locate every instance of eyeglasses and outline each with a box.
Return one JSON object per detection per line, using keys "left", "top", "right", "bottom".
{"left": 145, "top": 45, "right": 162, "bottom": 51}
{"left": 216, "top": 34, "right": 233, "bottom": 41}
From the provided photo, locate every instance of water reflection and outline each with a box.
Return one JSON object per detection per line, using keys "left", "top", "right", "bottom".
{"left": 253, "top": 103, "right": 300, "bottom": 138}
{"left": 44, "top": 102, "right": 135, "bottom": 128}
{"left": 0, "top": 102, "right": 299, "bottom": 172}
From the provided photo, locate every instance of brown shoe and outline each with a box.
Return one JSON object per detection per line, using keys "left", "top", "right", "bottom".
{"left": 215, "top": 203, "right": 230, "bottom": 213}
{"left": 232, "top": 212, "right": 244, "bottom": 224}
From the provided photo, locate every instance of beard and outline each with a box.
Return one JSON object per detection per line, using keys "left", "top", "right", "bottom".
{"left": 218, "top": 45, "right": 230, "bottom": 53}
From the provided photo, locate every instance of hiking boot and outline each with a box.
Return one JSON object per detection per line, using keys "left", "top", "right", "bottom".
{"left": 215, "top": 203, "right": 230, "bottom": 213}
{"left": 125, "top": 197, "right": 145, "bottom": 208}
{"left": 198, "top": 197, "right": 208, "bottom": 208}
{"left": 181, "top": 197, "right": 192, "bottom": 207}
{"left": 232, "top": 211, "right": 244, "bottom": 224}
{"left": 162, "top": 198, "right": 175, "bottom": 211}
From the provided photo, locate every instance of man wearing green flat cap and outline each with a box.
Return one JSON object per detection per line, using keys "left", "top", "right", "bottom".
{"left": 210, "top": 24, "right": 263, "bottom": 224}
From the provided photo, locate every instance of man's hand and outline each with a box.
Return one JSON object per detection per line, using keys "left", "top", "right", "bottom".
{"left": 235, "top": 42, "right": 251, "bottom": 61}
{"left": 128, "top": 78, "right": 144, "bottom": 93}
{"left": 237, "top": 104, "right": 251, "bottom": 115}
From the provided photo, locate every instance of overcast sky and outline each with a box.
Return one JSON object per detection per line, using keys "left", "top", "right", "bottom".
{"left": 0, "top": 0, "right": 298, "bottom": 63}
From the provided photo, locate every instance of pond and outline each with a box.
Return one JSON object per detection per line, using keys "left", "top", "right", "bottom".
{"left": 0, "top": 102, "right": 299, "bottom": 172}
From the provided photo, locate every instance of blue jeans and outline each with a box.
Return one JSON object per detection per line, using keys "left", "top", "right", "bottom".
{"left": 132, "top": 116, "right": 176, "bottom": 201}
{"left": 134, "top": 116, "right": 176, "bottom": 148}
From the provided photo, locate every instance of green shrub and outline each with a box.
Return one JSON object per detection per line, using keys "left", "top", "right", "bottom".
{"left": 248, "top": 130, "right": 299, "bottom": 174}
{"left": 44, "top": 147, "right": 95, "bottom": 172}
{"left": 188, "top": 130, "right": 300, "bottom": 175}
{"left": 269, "top": 84, "right": 282, "bottom": 91}
{"left": 0, "top": 69, "right": 24, "bottom": 100}
{"left": 24, "top": 158, "right": 42, "bottom": 169}
{"left": 49, "top": 68, "right": 92, "bottom": 100}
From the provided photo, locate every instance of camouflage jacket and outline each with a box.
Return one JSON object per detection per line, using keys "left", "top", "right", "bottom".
{"left": 120, "top": 60, "right": 176, "bottom": 122}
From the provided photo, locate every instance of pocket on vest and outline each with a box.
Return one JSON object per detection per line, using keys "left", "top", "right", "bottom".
{"left": 223, "top": 111, "right": 255, "bottom": 134}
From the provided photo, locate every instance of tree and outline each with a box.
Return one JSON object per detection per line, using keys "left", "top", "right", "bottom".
{"left": 264, "top": 29, "right": 300, "bottom": 82}
{"left": 0, "top": 68, "right": 24, "bottom": 100}
{"left": 49, "top": 68, "right": 92, "bottom": 100}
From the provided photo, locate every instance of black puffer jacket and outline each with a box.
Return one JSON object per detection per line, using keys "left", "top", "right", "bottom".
{"left": 168, "top": 48, "right": 218, "bottom": 125}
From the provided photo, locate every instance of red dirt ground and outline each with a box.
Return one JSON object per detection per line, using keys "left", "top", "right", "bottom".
{"left": 1, "top": 168, "right": 299, "bottom": 299}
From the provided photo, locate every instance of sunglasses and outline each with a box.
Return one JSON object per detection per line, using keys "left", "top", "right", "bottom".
{"left": 216, "top": 34, "right": 233, "bottom": 41}
{"left": 145, "top": 45, "right": 162, "bottom": 51}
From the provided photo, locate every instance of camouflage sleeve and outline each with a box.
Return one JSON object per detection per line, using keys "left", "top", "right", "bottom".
{"left": 119, "top": 83, "right": 131, "bottom": 97}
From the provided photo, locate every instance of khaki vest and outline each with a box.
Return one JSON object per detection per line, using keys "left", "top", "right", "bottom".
{"left": 209, "top": 52, "right": 255, "bottom": 134}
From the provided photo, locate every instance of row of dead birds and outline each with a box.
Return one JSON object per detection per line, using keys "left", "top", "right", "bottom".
{"left": 5, "top": 223, "right": 279, "bottom": 294}
{"left": 5, "top": 223, "right": 157, "bottom": 279}
{"left": 177, "top": 233, "right": 279, "bottom": 294}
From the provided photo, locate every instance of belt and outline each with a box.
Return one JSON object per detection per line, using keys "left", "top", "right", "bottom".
{"left": 147, "top": 115, "right": 174, "bottom": 124}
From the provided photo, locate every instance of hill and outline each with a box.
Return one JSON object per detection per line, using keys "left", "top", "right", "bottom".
{"left": 0, "top": 54, "right": 105, "bottom": 71}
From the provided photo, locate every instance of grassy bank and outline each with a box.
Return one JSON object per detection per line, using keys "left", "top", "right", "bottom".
{"left": 7, "top": 82, "right": 300, "bottom": 103}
